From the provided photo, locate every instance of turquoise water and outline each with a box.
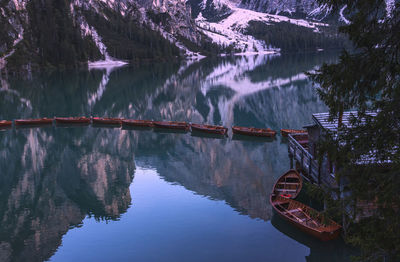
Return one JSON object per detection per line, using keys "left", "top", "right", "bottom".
{"left": 0, "top": 52, "right": 354, "bottom": 261}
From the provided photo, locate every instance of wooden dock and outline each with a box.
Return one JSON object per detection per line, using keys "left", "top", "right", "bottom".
{"left": 288, "top": 133, "right": 337, "bottom": 188}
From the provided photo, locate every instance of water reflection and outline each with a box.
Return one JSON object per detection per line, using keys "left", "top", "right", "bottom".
{"left": 0, "top": 52, "right": 350, "bottom": 261}
{"left": 271, "top": 214, "right": 356, "bottom": 261}
{"left": 0, "top": 128, "right": 134, "bottom": 261}
{"left": 0, "top": 52, "right": 332, "bottom": 125}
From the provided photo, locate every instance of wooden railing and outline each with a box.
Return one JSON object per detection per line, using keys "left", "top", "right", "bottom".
{"left": 288, "top": 134, "right": 338, "bottom": 188}
{"left": 288, "top": 133, "right": 320, "bottom": 183}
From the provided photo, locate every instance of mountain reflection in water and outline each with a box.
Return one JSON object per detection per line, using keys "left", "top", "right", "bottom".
{"left": 0, "top": 52, "right": 353, "bottom": 262}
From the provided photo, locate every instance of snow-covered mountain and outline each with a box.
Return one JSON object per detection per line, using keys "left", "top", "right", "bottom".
{"left": 189, "top": 0, "right": 332, "bottom": 21}
{"left": 191, "top": 0, "right": 334, "bottom": 54}
{"left": 0, "top": 0, "right": 204, "bottom": 71}
{"left": 240, "top": 0, "right": 323, "bottom": 18}
{"left": 195, "top": 2, "right": 328, "bottom": 54}
{"left": 0, "top": 0, "right": 342, "bottom": 71}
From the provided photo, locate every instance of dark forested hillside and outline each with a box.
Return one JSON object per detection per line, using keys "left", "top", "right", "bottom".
{"left": 7, "top": 0, "right": 103, "bottom": 70}
{"left": 188, "top": 0, "right": 232, "bottom": 22}
{"left": 246, "top": 21, "right": 348, "bottom": 52}
{"left": 1, "top": 0, "right": 349, "bottom": 72}
{"left": 4, "top": 0, "right": 182, "bottom": 71}
{"left": 83, "top": 9, "right": 180, "bottom": 62}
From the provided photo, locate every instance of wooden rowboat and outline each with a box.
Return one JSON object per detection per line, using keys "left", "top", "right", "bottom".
{"left": 191, "top": 123, "right": 228, "bottom": 135}
{"left": 281, "top": 129, "right": 307, "bottom": 137}
{"left": 270, "top": 171, "right": 341, "bottom": 241}
{"left": 272, "top": 169, "right": 302, "bottom": 199}
{"left": 55, "top": 117, "right": 90, "bottom": 124}
{"left": 15, "top": 118, "right": 53, "bottom": 126}
{"left": 232, "top": 126, "right": 276, "bottom": 137}
{"left": 92, "top": 117, "right": 123, "bottom": 125}
{"left": 153, "top": 121, "right": 190, "bottom": 130}
{"left": 122, "top": 119, "right": 154, "bottom": 127}
{"left": 0, "top": 120, "right": 12, "bottom": 128}
{"left": 292, "top": 133, "right": 309, "bottom": 149}
{"left": 270, "top": 196, "right": 341, "bottom": 241}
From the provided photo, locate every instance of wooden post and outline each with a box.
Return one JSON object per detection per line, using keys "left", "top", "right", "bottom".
{"left": 293, "top": 146, "right": 297, "bottom": 162}
{"left": 338, "top": 102, "right": 344, "bottom": 128}
{"left": 290, "top": 154, "right": 293, "bottom": 169}
{"left": 318, "top": 161, "right": 321, "bottom": 185}
{"left": 301, "top": 150, "right": 304, "bottom": 173}
{"left": 295, "top": 160, "right": 301, "bottom": 172}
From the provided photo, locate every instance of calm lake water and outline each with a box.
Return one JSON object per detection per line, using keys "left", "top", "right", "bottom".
{"left": 0, "top": 52, "right": 355, "bottom": 262}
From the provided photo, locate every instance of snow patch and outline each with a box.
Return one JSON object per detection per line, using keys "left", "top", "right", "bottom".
{"left": 139, "top": 8, "right": 204, "bottom": 59}
{"left": 196, "top": 11, "right": 278, "bottom": 54}
{"left": 385, "top": 0, "right": 395, "bottom": 17}
{"left": 339, "top": 5, "right": 350, "bottom": 25}
{"left": 11, "top": 0, "right": 26, "bottom": 11}
{"left": 308, "top": 4, "right": 332, "bottom": 21}
{"left": 79, "top": 17, "right": 128, "bottom": 68}
{"left": 88, "top": 59, "right": 128, "bottom": 68}
{"left": 0, "top": 28, "right": 24, "bottom": 70}
{"left": 80, "top": 20, "right": 107, "bottom": 56}
{"left": 196, "top": 4, "right": 328, "bottom": 54}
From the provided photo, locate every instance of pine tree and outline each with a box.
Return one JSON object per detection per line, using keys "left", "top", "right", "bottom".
{"left": 309, "top": 1, "right": 400, "bottom": 261}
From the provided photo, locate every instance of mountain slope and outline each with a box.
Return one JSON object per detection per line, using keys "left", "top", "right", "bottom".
{"left": 0, "top": 0, "right": 204, "bottom": 71}
{"left": 193, "top": 0, "right": 344, "bottom": 53}
{"left": 239, "top": 0, "right": 320, "bottom": 17}
{"left": 0, "top": 0, "right": 345, "bottom": 72}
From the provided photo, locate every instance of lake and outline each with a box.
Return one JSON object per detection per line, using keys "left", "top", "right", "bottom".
{"left": 0, "top": 52, "right": 355, "bottom": 261}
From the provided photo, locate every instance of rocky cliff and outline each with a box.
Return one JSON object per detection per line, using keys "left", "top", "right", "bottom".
{"left": 0, "top": 0, "right": 342, "bottom": 72}
{"left": 0, "top": 0, "right": 203, "bottom": 71}
{"left": 189, "top": 0, "right": 332, "bottom": 21}
{"left": 239, "top": 0, "right": 326, "bottom": 18}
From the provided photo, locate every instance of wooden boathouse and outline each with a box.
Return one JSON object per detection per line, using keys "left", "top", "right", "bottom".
{"left": 287, "top": 111, "right": 378, "bottom": 189}
{"left": 288, "top": 111, "right": 389, "bottom": 218}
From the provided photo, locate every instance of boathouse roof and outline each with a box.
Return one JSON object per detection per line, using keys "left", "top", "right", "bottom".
{"left": 312, "top": 111, "right": 377, "bottom": 133}
{"left": 311, "top": 111, "right": 392, "bottom": 164}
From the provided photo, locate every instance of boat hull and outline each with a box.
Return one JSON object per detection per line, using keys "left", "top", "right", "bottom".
{"left": 272, "top": 169, "right": 302, "bottom": 199}
{"left": 0, "top": 121, "right": 12, "bottom": 128}
{"left": 272, "top": 205, "right": 341, "bottom": 241}
{"left": 92, "top": 118, "right": 122, "bottom": 126}
{"left": 281, "top": 129, "right": 307, "bottom": 137}
{"left": 122, "top": 120, "right": 154, "bottom": 127}
{"left": 270, "top": 196, "right": 341, "bottom": 242}
{"left": 232, "top": 126, "right": 276, "bottom": 137}
{"left": 270, "top": 170, "right": 340, "bottom": 241}
{"left": 191, "top": 124, "right": 227, "bottom": 135}
{"left": 15, "top": 118, "right": 53, "bottom": 126}
{"left": 55, "top": 117, "right": 90, "bottom": 124}
{"left": 153, "top": 121, "right": 189, "bottom": 131}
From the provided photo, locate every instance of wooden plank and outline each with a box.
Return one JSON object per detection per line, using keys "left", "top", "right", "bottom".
{"left": 283, "top": 208, "right": 302, "bottom": 215}
{"left": 277, "top": 204, "right": 305, "bottom": 223}
{"left": 275, "top": 189, "right": 297, "bottom": 192}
